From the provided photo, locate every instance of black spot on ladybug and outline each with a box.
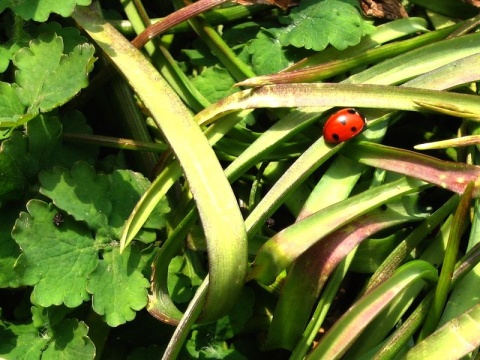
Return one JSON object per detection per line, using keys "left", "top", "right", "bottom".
{"left": 53, "top": 213, "right": 64, "bottom": 226}
{"left": 346, "top": 109, "right": 356, "bottom": 114}
{"left": 332, "top": 134, "right": 340, "bottom": 141}
{"left": 350, "top": 126, "right": 358, "bottom": 132}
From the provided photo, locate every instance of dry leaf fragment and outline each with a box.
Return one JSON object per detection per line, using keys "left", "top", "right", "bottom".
{"left": 234, "top": 0, "right": 297, "bottom": 9}
{"left": 461, "top": 0, "right": 480, "bottom": 7}
{"left": 360, "top": 0, "right": 408, "bottom": 19}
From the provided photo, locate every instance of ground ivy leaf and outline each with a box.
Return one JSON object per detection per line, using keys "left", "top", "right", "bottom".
{"left": 31, "top": 305, "right": 72, "bottom": 329}
{"left": 0, "top": 0, "right": 92, "bottom": 22}
{"left": 39, "top": 162, "right": 168, "bottom": 240}
{"left": 39, "top": 161, "right": 112, "bottom": 232}
{"left": 0, "top": 206, "right": 23, "bottom": 287}
{"left": 182, "top": 40, "right": 219, "bottom": 67}
{"left": 108, "top": 170, "right": 152, "bottom": 237}
{"left": 28, "top": 112, "right": 98, "bottom": 168}
{"left": 11, "top": 199, "right": 98, "bottom": 307}
{"left": 248, "top": 29, "right": 293, "bottom": 75}
{"left": 12, "top": 31, "right": 95, "bottom": 115}
{"left": 222, "top": 21, "right": 264, "bottom": 48}
{"left": 0, "top": 321, "right": 47, "bottom": 359}
{"left": 42, "top": 319, "right": 95, "bottom": 359}
{"left": 0, "top": 29, "right": 30, "bottom": 74}
{"left": 278, "top": 0, "right": 376, "bottom": 51}
{"left": 190, "top": 66, "right": 238, "bottom": 103}
{"left": 87, "top": 246, "right": 149, "bottom": 327}
{"left": 35, "top": 23, "right": 89, "bottom": 53}
{"left": 186, "top": 329, "right": 248, "bottom": 360}
{"left": 0, "top": 82, "right": 25, "bottom": 123}
{"left": 0, "top": 115, "right": 96, "bottom": 203}
{"left": 168, "top": 256, "right": 197, "bottom": 304}
{"left": 0, "top": 130, "right": 39, "bottom": 202}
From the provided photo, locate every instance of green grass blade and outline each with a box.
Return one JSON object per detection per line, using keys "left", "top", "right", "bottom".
{"left": 438, "top": 200, "right": 480, "bottom": 328}
{"left": 346, "top": 142, "right": 480, "bottom": 197}
{"left": 286, "top": 17, "right": 429, "bottom": 71}
{"left": 347, "top": 32, "right": 480, "bottom": 85}
{"left": 161, "top": 277, "right": 209, "bottom": 360}
{"left": 238, "top": 23, "right": 455, "bottom": 86}
{"left": 197, "top": 83, "right": 480, "bottom": 125}
{"left": 366, "top": 195, "right": 459, "bottom": 292}
{"left": 72, "top": 6, "right": 247, "bottom": 322}
{"left": 307, "top": 260, "right": 438, "bottom": 360}
{"left": 418, "top": 182, "right": 475, "bottom": 339}
{"left": 404, "top": 303, "right": 480, "bottom": 360}
{"left": 265, "top": 201, "right": 427, "bottom": 351}
{"left": 249, "top": 177, "right": 428, "bottom": 285}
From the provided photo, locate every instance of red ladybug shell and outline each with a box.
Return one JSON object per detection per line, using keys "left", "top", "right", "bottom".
{"left": 323, "top": 108, "right": 366, "bottom": 144}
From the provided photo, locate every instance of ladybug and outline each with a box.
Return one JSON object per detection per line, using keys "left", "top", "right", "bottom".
{"left": 323, "top": 108, "right": 366, "bottom": 144}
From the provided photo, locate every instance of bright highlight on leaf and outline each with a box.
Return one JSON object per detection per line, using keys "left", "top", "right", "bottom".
{"left": 12, "top": 199, "right": 98, "bottom": 308}
{"left": 2, "top": 1, "right": 480, "bottom": 359}
{"left": 13, "top": 32, "right": 95, "bottom": 112}
{"left": 38, "top": 161, "right": 169, "bottom": 241}
{"left": 0, "top": 0, "right": 93, "bottom": 22}
{"left": 0, "top": 31, "right": 95, "bottom": 128}
{"left": 278, "top": 0, "right": 376, "bottom": 51}
{"left": 87, "top": 247, "right": 150, "bottom": 327}
{"left": 10, "top": 160, "right": 169, "bottom": 326}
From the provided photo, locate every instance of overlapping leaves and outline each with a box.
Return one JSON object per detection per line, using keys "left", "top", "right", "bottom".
{"left": 11, "top": 162, "right": 170, "bottom": 326}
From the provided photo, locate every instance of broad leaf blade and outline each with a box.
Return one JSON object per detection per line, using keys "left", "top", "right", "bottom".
{"left": 73, "top": 7, "right": 248, "bottom": 324}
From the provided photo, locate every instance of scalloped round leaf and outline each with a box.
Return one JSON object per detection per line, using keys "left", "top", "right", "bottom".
{"left": 248, "top": 29, "right": 292, "bottom": 75}
{"left": 0, "top": 130, "right": 40, "bottom": 201}
{"left": 13, "top": 32, "right": 95, "bottom": 115}
{"left": 0, "top": 0, "right": 93, "bottom": 22}
{"left": 108, "top": 170, "right": 155, "bottom": 235}
{"left": 39, "top": 162, "right": 168, "bottom": 241}
{"left": 86, "top": 247, "right": 149, "bottom": 327}
{"left": 11, "top": 199, "right": 98, "bottom": 307}
{"left": 43, "top": 319, "right": 95, "bottom": 359}
{"left": 39, "top": 161, "right": 112, "bottom": 232}
{"left": 27, "top": 113, "right": 98, "bottom": 167}
{"left": 0, "top": 82, "right": 25, "bottom": 126}
{"left": 191, "top": 66, "right": 238, "bottom": 103}
{"left": 0, "top": 115, "right": 96, "bottom": 202}
{"left": 278, "top": 0, "right": 376, "bottom": 51}
{"left": 35, "top": 23, "right": 89, "bottom": 53}
{"left": 0, "top": 206, "right": 23, "bottom": 288}
{"left": 0, "top": 321, "right": 47, "bottom": 358}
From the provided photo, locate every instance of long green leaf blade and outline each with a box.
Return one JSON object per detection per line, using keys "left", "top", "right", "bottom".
{"left": 249, "top": 177, "right": 428, "bottom": 285}
{"left": 307, "top": 260, "right": 438, "bottom": 360}
{"left": 72, "top": 6, "right": 247, "bottom": 322}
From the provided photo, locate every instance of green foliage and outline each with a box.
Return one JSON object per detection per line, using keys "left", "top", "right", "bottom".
{"left": 0, "top": 0, "right": 92, "bottom": 21}
{"left": 0, "top": 114, "right": 96, "bottom": 202}
{"left": 0, "top": 317, "right": 95, "bottom": 359}
{"left": 1, "top": 30, "right": 95, "bottom": 127}
{"left": 168, "top": 255, "right": 204, "bottom": 303}
{"left": 191, "top": 66, "right": 238, "bottom": 103}
{"left": 14, "top": 32, "right": 94, "bottom": 111}
{"left": 38, "top": 161, "right": 166, "bottom": 241}
{"left": 248, "top": 29, "right": 292, "bottom": 75}
{"left": 278, "top": 0, "right": 376, "bottom": 51}
{"left": 13, "top": 199, "right": 99, "bottom": 307}
{"left": 10, "top": 157, "right": 169, "bottom": 324}
{"left": 184, "top": 288, "right": 254, "bottom": 359}
{"left": 1, "top": 0, "right": 480, "bottom": 359}
{"left": 87, "top": 247, "right": 150, "bottom": 327}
